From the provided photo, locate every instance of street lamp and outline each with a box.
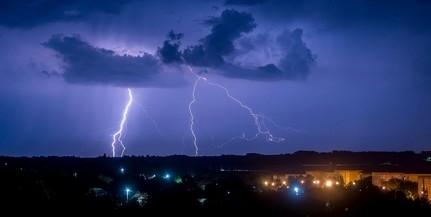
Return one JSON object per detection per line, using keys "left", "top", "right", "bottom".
{"left": 126, "top": 188, "right": 130, "bottom": 202}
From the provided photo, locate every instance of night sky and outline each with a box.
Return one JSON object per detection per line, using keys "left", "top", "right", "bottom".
{"left": 1, "top": 0, "right": 431, "bottom": 157}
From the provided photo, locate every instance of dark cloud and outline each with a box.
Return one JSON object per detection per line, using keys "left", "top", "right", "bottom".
{"left": 224, "top": 0, "right": 267, "bottom": 6}
{"left": 0, "top": 0, "right": 132, "bottom": 28}
{"left": 181, "top": 9, "right": 257, "bottom": 68}
{"left": 183, "top": 44, "right": 225, "bottom": 67}
{"left": 276, "top": 29, "right": 316, "bottom": 80}
{"left": 218, "top": 63, "right": 284, "bottom": 81}
{"left": 156, "top": 31, "right": 184, "bottom": 64}
{"left": 201, "top": 9, "right": 257, "bottom": 56}
{"left": 42, "top": 34, "right": 186, "bottom": 88}
{"left": 157, "top": 9, "right": 316, "bottom": 81}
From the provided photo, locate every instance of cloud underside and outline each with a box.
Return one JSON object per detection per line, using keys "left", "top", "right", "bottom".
{"left": 42, "top": 9, "right": 316, "bottom": 87}
{"left": 42, "top": 35, "right": 186, "bottom": 88}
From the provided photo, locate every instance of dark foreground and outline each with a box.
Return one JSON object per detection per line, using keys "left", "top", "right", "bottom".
{"left": 1, "top": 151, "right": 431, "bottom": 216}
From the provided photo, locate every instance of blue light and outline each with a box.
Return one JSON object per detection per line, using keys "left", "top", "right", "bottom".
{"left": 126, "top": 187, "right": 131, "bottom": 201}
{"left": 293, "top": 186, "right": 302, "bottom": 195}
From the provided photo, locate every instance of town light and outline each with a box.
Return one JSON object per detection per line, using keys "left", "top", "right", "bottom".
{"left": 325, "top": 180, "right": 333, "bottom": 187}
{"left": 126, "top": 187, "right": 130, "bottom": 201}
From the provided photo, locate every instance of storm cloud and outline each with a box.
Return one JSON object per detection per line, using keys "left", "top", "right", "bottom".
{"left": 42, "top": 34, "right": 186, "bottom": 88}
{"left": 37, "top": 7, "right": 316, "bottom": 87}
{"left": 158, "top": 9, "right": 316, "bottom": 81}
{"left": 182, "top": 9, "right": 257, "bottom": 67}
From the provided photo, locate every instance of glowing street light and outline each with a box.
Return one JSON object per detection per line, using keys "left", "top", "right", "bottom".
{"left": 294, "top": 187, "right": 300, "bottom": 195}
{"left": 126, "top": 187, "right": 130, "bottom": 202}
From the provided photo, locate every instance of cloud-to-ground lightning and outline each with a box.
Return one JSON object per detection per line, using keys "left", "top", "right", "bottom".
{"left": 207, "top": 82, "right": 285, "bottom": 143}
{"left": 187, "top": 66, "right": 202, "bottom": 156}
{"left": 186, "top": 65, "right": 284, "bottom": 156}
{"left": 111, "top": 88, "right": 133, "bottom": 157}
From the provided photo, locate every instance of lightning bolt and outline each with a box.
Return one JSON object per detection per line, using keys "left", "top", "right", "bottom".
{"left": 188, "top": 67, "right": 202, "bottom": 156}
{"left": 111, "top": 88, "right": 133, "bottom": 157}
{"left": 186, "top": 65, "right": 284, "bottom": 156}
{"left": 134, "top": 100, "right": 164, "bottom": 136}
{"left": 206, "top": 81, "right": 284, "bottom": 143}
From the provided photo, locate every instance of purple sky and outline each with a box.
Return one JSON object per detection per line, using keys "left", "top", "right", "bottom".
{"left": 1, "top": 0, "right": 431, "bottom": 157}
